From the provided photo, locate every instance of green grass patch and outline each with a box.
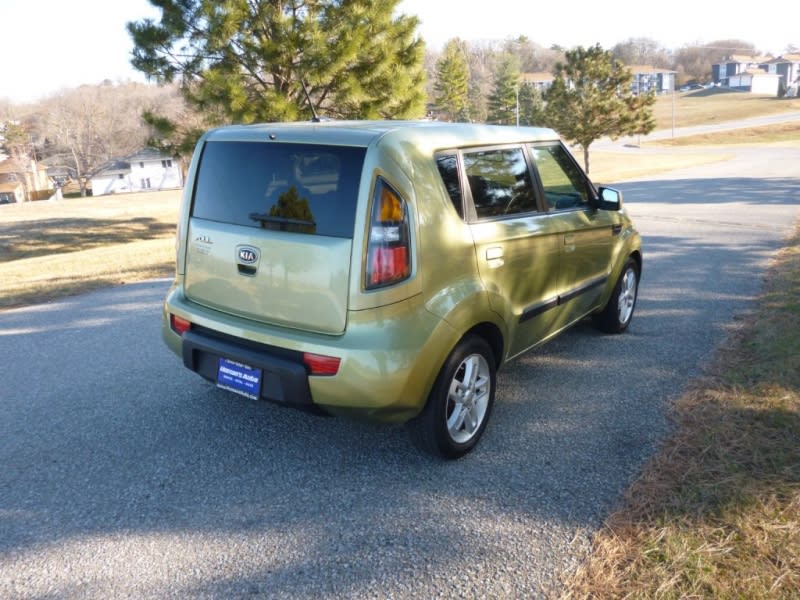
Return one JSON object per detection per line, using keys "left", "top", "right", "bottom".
{"left": 564, "top": 226, "right": 800, "bottom": 598}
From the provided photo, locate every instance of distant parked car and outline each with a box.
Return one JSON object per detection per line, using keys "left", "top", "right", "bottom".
{"left": 162, "top": 120, "right": 642, "bottom": 458}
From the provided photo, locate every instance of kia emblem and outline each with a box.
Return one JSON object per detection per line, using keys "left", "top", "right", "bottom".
{"left": 236, "top": 245, "right": 260, "bottom": 264}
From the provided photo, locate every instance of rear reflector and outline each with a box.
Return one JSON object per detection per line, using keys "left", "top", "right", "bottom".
{"left": 170, "top": 314, "right": 192, "bottom": 336}
{"left": 303, "top": 352, "right": 341, "bottom": 376}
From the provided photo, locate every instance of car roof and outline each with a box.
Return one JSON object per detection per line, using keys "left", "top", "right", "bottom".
{"left": 203, "top": 120, "right": 560, "bottom": 152}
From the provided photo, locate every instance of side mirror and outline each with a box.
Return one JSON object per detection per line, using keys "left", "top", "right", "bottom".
{"left": 596, "top": 186, "right": 623, "bottom": 211}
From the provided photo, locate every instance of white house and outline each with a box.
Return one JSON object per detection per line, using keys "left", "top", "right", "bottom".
{"left": 728, "top": 69, "right": 781, "bottom": 95}
{"left": 90, "top": 160, "right": 133, "bottom": 195}
{"left": 90, "top": 148, "right": 183, "bottom": 196}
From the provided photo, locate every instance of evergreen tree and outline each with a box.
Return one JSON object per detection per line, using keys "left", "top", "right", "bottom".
{"left": 0, "top": 121, "right": 30, "bottom": 159}
{"left": 434, "top": 39, "right": 470, "bottom": 121}
{"left": 544, "top": 44, "right": 656, "bottom": 174}
{"left": 517, "top": 84, "right": 545, "bottom": 126}
{"left": 487, "top": 53, "right": 520, "bottom": 125}
{"left": 128, "top": 0, "right": 426, "bottom": 149}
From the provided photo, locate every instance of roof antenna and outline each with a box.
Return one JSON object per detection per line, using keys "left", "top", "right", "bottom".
{"left": 301, "top": 80, "right": 321, "bottom": 122}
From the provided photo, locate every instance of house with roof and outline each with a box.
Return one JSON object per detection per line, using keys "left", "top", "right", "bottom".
{"left": 520, "top": 72, "right": 554, "bottom": 92}
{"left": 90, "top": 148, "right": 183, "bottom": 196}
{"left": 712, "top": 54, "right": 774, "bottom": 86}
{"left": 762, "top": 54, "right": 800, "bottom": 92}
{"left": 627, "top": 66, "right": 677, "bottom": 95}
{"left": 712, "top": 53, "right": 797, "bottom": 95}
{"left": 0, "top": 156, "right": 54, "bottom": 203}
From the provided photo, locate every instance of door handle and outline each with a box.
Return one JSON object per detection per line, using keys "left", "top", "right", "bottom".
{"left": 564, "top": 234, "right": 575, "bottom": 245}
{"left": 486, "top": 247, "right": 504, "bottom": 260}
{"left": 485, "top": 246, "right": 504, "bottom": 268}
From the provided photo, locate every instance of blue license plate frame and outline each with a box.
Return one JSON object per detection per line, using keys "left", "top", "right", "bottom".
{"left": 216, "top": 357, "right": 262, "bottom": 400}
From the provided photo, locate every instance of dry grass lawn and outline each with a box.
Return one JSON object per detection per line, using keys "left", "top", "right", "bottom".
{"left": 654, "top": 121, "right": 800, "bottom": 147}
{"left": 563, "top": 226, "right": 800, "bottom": 598}
{"left": 586, "top": 149, "right": 731, "bottom": 184}
{"left": 0, "top": 190, "right": 180, "bottom": 309}
{"left": 652, "top": 89, "right": 800, "bottom": 129}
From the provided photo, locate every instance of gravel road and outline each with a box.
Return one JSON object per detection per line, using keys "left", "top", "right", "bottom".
{"left": 1, "top": 144, "right": 798, "bottom": 599}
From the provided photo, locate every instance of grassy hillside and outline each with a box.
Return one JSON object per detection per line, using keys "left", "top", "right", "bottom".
{"left": 652, "top": 88, "right": 800, "bottom": 129}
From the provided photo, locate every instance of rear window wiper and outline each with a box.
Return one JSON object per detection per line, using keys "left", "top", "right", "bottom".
{"left": 249, "top": 213, "right": 316, "bottom": 231}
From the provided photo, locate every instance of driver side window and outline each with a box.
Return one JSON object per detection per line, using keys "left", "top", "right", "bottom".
{"left": 529, "top": 144, "right": 591, "bottom": 211}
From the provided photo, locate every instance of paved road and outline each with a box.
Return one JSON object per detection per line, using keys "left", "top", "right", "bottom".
{"left": 1, "top": 146, "right": 799, "bottom": 599}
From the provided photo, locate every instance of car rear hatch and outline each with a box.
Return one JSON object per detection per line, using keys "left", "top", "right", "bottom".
{"left": 183, "top": 139, "right": 367, "bottom": 335}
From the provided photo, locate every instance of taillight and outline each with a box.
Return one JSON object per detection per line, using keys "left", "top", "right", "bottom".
{"left": 303, "top": 352, "right": 341, "bottom": 376}
{"left": 170, "top": 314, "right": 192, "bottom": 336}
{"left": 366, "top": 178, "right": 411, "bottom": 289}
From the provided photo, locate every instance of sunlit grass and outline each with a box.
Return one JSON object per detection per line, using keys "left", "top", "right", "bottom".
{"left": 0, "top": 237, "right": 176, "bottom": 310}
{"left": 653, "top": 121, "right": 800, "bottom": 147}
{"left": 564, "top": 226, "right": 800, "bottom": 598}
{"left": 586, "top": 150, "right": 731, "bottom": 184}
{"left": 0, "top": 190, "right": 180, "bottom": 310}
{"left": 652, "top": 90, "right": 800, "bottom": 129}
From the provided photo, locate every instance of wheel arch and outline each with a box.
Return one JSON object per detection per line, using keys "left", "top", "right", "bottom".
{"left": 630, "top": 249, "right": 643, "bottom": 276}
{"left": 463, "top": 321, "right": 505, "bottom": 369}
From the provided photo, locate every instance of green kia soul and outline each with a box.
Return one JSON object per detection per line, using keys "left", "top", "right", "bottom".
{"left": 163, "top": 121, "right": 642, "bottom": 458}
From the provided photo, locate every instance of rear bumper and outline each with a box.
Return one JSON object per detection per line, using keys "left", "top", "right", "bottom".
{"left": 162, "top": 283, "right": 460, "bottom": 423}
{"left": 181, "top": 328, "right": 319, "bottom": 411}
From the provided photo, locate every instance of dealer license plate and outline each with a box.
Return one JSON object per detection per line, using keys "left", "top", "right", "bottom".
{"left": 216, "top": 358, "right": 262, "bottom": 400}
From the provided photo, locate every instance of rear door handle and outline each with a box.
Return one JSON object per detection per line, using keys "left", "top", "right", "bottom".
{"left": 486, "top": 247, "right": 503, "bottom": 260}
{"left": 485, "top": 246, "right": 504, "bottom": 268}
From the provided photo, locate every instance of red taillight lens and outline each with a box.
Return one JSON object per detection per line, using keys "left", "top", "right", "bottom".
{"left": 369, "top": 246, "right": 408, "bottom": 286}
{"left": 303, "top": 352, "right": 341, "bottom": 376}
{"left": 366, "top": 179, "right": 411, "bottom": 289}
{"left": 170, "top": 314, "right": 192, "bottom": 336}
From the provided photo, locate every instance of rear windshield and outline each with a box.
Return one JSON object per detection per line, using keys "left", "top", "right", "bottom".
{"left": 191, "top": 141, "right": 366, "bottom": 238}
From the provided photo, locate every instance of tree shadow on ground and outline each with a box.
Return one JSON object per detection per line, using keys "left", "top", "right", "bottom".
{"left": 0, "top": 217, "right": 176, "bottom": 262}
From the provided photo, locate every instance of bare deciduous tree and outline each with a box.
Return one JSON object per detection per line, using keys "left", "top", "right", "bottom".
{"left": 36, "top": 83, "right": 183, "bottom": 196}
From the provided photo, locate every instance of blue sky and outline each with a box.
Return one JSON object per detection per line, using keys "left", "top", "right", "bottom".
{"left": 1, "top": 0, "right": 796, "bottom": 104}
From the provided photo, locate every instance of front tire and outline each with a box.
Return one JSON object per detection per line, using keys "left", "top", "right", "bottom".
{"left": 594, "top": 258, "right": 639, "bottom": 333}
{"left": 407, "top": 335, "right": 496, "bottom": 459}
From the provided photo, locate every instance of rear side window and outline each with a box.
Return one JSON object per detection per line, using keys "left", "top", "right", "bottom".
{"left": 462, "top": 147, "right": 538, "bottom": 219}
{"left": 529, "top": 144, "right": 591, "bottom": 210}
{"left": 192, "top": 141, "right": 366, "bottom": 237}
{"left": 435, "top": 154, "right": 463, "bottom": 218}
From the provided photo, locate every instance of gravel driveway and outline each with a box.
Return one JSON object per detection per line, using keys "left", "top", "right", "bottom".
{"left": 1, "top": 145, "right": 798, "bottom": 599}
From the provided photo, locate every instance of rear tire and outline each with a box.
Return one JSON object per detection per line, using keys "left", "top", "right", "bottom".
{"left": 407, "top": 335, "right": 496, "bottom": 459}
{"left": 594, "top": 258, "right": 639, "bottom": 333}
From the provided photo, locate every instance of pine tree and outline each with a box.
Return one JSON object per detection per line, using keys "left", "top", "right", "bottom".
{"left": 544, "top": 44, "right": 656, "bottom": 173}
{"left": 487, "top": 53, "right": 520, "bottom": 125}
{"left": 434, "top": 39, "right": 470, "bottom": 122}
{"left": 517, "top": 84, "right": 545, "bottom": 126}
{"left": 128, "top": 0, "right": 427, "bottom": 149}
